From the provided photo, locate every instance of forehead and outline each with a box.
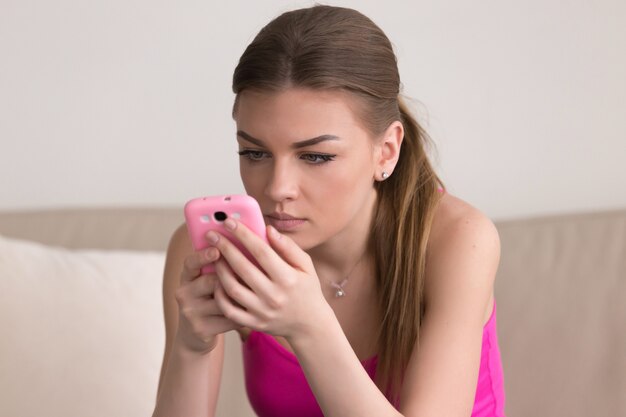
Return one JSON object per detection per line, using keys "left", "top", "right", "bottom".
{"left": 234, "top": 88, "right": 370, "bottom": 143}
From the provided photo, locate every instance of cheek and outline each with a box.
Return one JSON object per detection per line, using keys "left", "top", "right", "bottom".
{"left": 313, "top": 160, "right": 375, "bottom": 217}
{"left": 239, "top": 164, "right": 264, "bottom": 194}
{"left": 331, "top": 157, "right": 373, "bottom": 190}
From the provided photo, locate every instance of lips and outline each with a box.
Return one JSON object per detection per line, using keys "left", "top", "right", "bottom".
{"left": 265, "top": 212, "right": 306, "bottom": 231}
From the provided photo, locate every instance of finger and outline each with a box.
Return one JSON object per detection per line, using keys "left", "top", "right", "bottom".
{"left": 180, "top": 247, "right": 220, "bottom": 283}
{"left": 214, "top": 280, "right": 261, "bottom": 329}
{"left": 190, "top": 315, "right": 241, "bottom": 344}
{"left": 265, "top": 225, "right": 313, "bottom": 271}
{"left": 214, "top": 259, "right": 268, "bottom": 314}
{"left": 205, "top": 316, "right": 242, "bottom": 335}
{"left": 183, "top": 298, "right": 223, "bottom": 317}
{"left": 208, "top": 228, "right": 275, "bottom": 298}
{"left": 176, "top": 278, "right": 221, "bottom": 316}
{"left": 217, "top": 219, "right": 297, "bottom": 282}
{"left": 185, "top": 274, "right": 218, "bottom": 298}
{"left": 221, "top": 219, "right": 274, "bottom": 270}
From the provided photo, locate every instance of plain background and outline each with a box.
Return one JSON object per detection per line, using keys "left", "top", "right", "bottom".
{"left": 1, "top": 0, "right": 625, "bottom": 221}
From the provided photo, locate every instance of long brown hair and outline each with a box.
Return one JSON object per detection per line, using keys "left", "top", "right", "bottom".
{"left": 232, "top": 5, "right": 445, "bottom": 402}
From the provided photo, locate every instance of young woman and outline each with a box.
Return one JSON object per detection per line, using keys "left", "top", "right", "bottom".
{"left": 153, "top": 5, "right": 505, "bottom": 417}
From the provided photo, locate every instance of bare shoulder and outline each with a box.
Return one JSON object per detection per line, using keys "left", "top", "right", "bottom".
{"left": 399, "top": 194, "right": 501, "bottom": 413}
{"left": 428, "top": 191, "right": 500, "bottom": 256}
{"left": 424, "top": 192, "right": 501, "bottom": 317}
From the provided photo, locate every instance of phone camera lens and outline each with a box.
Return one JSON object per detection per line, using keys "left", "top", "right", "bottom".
{"left": 214, "top": 211, "right": 227, "bottom": 222}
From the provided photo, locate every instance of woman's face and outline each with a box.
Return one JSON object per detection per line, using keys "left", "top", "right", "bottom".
{"left": 234, "top": 88, "right": 381, "bottom": 251}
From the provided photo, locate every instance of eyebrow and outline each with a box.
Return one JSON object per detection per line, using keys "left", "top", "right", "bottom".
{"left": 237, "top": 130, "right": 340, "bottom": 149}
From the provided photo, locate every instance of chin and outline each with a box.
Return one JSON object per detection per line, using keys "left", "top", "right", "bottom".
{"left": 287, "top": 234, "right": 314, "bottom": 250}
{"left": 280, "top": 230, "right": 322, "bottom": 252}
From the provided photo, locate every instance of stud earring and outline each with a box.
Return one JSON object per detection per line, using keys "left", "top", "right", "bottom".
{"left": 381, "top": 171, "right": 389, "bottom": 180}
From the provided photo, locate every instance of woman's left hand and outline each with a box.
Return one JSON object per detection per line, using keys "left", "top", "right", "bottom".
{"left": 208, "top": 218, "right": 331, "bottom": 341}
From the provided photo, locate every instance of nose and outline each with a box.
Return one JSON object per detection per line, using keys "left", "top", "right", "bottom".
{"left": 264, "top": 159, "right": 299, "bottom": 203}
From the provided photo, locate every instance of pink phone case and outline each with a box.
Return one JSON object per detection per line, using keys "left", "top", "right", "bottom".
{"left": 184, "top": 194, "right": 267, "bottom": 274}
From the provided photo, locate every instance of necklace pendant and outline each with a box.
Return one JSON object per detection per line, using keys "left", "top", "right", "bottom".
{"left": 331, "top": 278, "right": 349, "bottom": 298}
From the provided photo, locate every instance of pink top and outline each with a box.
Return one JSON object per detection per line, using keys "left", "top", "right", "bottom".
{"left": 242, "top": 302, "right": 506, "bottom": 416}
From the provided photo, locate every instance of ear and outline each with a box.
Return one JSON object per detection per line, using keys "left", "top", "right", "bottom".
{"left": 374, "top": 120, "right": 403, "bottom": 181}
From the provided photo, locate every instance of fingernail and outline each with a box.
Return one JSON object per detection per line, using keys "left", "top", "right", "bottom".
{"left": 207, "top": 231, "right": 219, "bottom": 244}
{"left": 224, "top": 218, "right": 236, "bottom": 231}
{"left": 269, "top": 225, "right": 281, "bottom": 239}
{"left": 205, "top": 247, "right": 217, "bottom": 260}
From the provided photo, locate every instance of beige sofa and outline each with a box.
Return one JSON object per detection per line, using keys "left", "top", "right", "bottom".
{"left": 0, "top": 207, "right": 624, "bottom": 416}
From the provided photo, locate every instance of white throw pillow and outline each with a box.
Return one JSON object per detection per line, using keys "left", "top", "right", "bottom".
{"left": 0, "top": 235, "right": 166, "bottom": 417}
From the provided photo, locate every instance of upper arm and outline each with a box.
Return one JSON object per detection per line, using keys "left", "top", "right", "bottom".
{"left": 398, "top": 206, "right": 501, "bottom": 417}
{"left": 156, "top": 223, "right": 226, "bottom": 399}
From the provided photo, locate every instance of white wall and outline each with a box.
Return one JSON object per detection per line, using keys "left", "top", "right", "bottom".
{"left": 1, "top": 0, "right": 625, "bottom": 221}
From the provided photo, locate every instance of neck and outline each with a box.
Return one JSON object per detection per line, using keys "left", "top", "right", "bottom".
{"left": 306, "top": 189, "right": 377, "bottom": 283}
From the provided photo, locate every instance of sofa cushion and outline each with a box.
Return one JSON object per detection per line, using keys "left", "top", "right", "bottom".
{"left": 0, "top": 235, "right": 165, "bottom": 417}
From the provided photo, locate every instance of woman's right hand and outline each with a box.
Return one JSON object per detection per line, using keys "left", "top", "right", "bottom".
{"left": 174, "top": 246, "right": 241, "bottom": 354}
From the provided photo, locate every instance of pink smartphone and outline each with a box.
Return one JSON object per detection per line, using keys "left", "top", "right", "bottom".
{"left": 184, "top": 194, "right": 267, "bottom": 274}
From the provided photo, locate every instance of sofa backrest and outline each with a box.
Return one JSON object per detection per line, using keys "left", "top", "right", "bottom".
{"left": 1, "top": 207, "right": 624, "bottom": 416}
{"left": 495, "top": 209, "right": 625, "bottom": 416}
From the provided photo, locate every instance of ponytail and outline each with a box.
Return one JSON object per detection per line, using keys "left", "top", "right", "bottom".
{"left": 371, "top": 96, "right": 445, "bottom": 402}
